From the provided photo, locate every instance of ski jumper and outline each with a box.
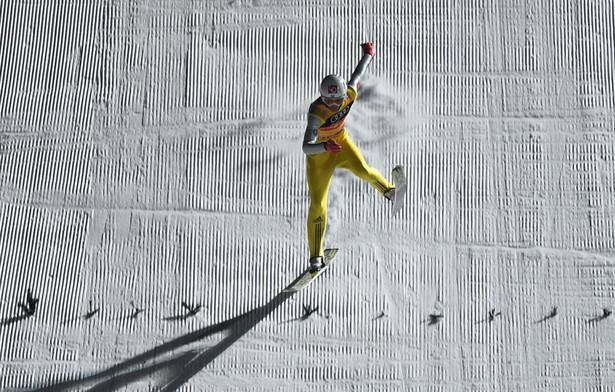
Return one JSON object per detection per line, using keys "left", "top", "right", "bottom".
{"left": 303, "top": 71, "right": 394, "bottom": 259}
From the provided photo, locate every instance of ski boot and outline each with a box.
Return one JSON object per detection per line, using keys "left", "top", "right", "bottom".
{"left": 309, "top": 256, "right": 324, "bottom": 273}
{"left": 384, "top": 187, "right": 396, "bottom": 202}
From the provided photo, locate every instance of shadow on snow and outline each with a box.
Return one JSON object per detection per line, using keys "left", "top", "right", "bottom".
{"left": 33, "top": 290, "right": 295, "bottom": 391}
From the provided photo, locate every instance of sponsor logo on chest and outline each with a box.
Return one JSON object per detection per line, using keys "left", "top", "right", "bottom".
{"left": 324, "top": 101, "right": 354, "bottom": 127}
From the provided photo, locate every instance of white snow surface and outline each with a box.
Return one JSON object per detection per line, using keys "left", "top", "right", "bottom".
{"left": 1, "top": 1, "right": 615, "bottom": 391}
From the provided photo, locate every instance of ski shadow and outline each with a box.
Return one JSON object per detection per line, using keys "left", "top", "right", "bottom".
{"left": 2, "top": 301, "right": 37, "bottom": 327}
{"left": 32, "top": 290, "right": 295, "bottom": 391}
{"left": 1, "top": 314, "right": 31, "bottom": 327}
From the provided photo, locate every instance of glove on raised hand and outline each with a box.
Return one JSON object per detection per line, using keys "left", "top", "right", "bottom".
{"left": 361, "top": 42, "right": 375, "bottom": 56}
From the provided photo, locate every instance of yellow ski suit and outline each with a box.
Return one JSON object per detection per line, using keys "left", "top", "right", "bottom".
{"left": 303, "top": 85, "right": 394, "bottom": 258}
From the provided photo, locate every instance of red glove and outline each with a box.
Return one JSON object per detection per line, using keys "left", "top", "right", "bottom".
{"left": 325, "top": 139, "right": 342, "bottom": 154}
{"left": 361, "top": 42, "right": 375, "bottom": 56}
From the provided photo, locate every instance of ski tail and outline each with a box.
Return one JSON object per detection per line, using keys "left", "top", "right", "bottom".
{"left": 391, "top": 165, "right": 407, "bottom": 215}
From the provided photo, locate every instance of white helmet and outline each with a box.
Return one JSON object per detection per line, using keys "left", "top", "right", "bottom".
{"left": 319, "top": 74, "right": 347, "bottom": 99}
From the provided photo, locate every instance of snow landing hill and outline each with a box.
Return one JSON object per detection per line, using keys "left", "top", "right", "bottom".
{"left": 1, "top": 1, "right": 614, "bottom": 391}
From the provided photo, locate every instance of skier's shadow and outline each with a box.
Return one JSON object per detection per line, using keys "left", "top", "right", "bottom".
{"left": 33, "top": 290, "right": 295, "bottom": 392}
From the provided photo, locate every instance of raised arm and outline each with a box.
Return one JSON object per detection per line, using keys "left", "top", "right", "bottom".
{"left": 348, "top": 43, "right": 375, "bottom": 89}
{"left": 302, "top": 43, "right": 375, "bottom": 156}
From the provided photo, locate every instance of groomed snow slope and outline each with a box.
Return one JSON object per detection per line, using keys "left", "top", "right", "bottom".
{"left": 1, "top": 0, "right": 614, "bottom": 390}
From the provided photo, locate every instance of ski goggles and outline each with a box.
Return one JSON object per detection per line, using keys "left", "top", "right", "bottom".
{"left": 323, "top": 96, "right": 345, "bottom": 107}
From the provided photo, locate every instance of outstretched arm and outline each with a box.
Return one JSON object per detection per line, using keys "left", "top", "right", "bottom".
{"left": 348, "top": 43, "right": 375, "bottom": 89}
